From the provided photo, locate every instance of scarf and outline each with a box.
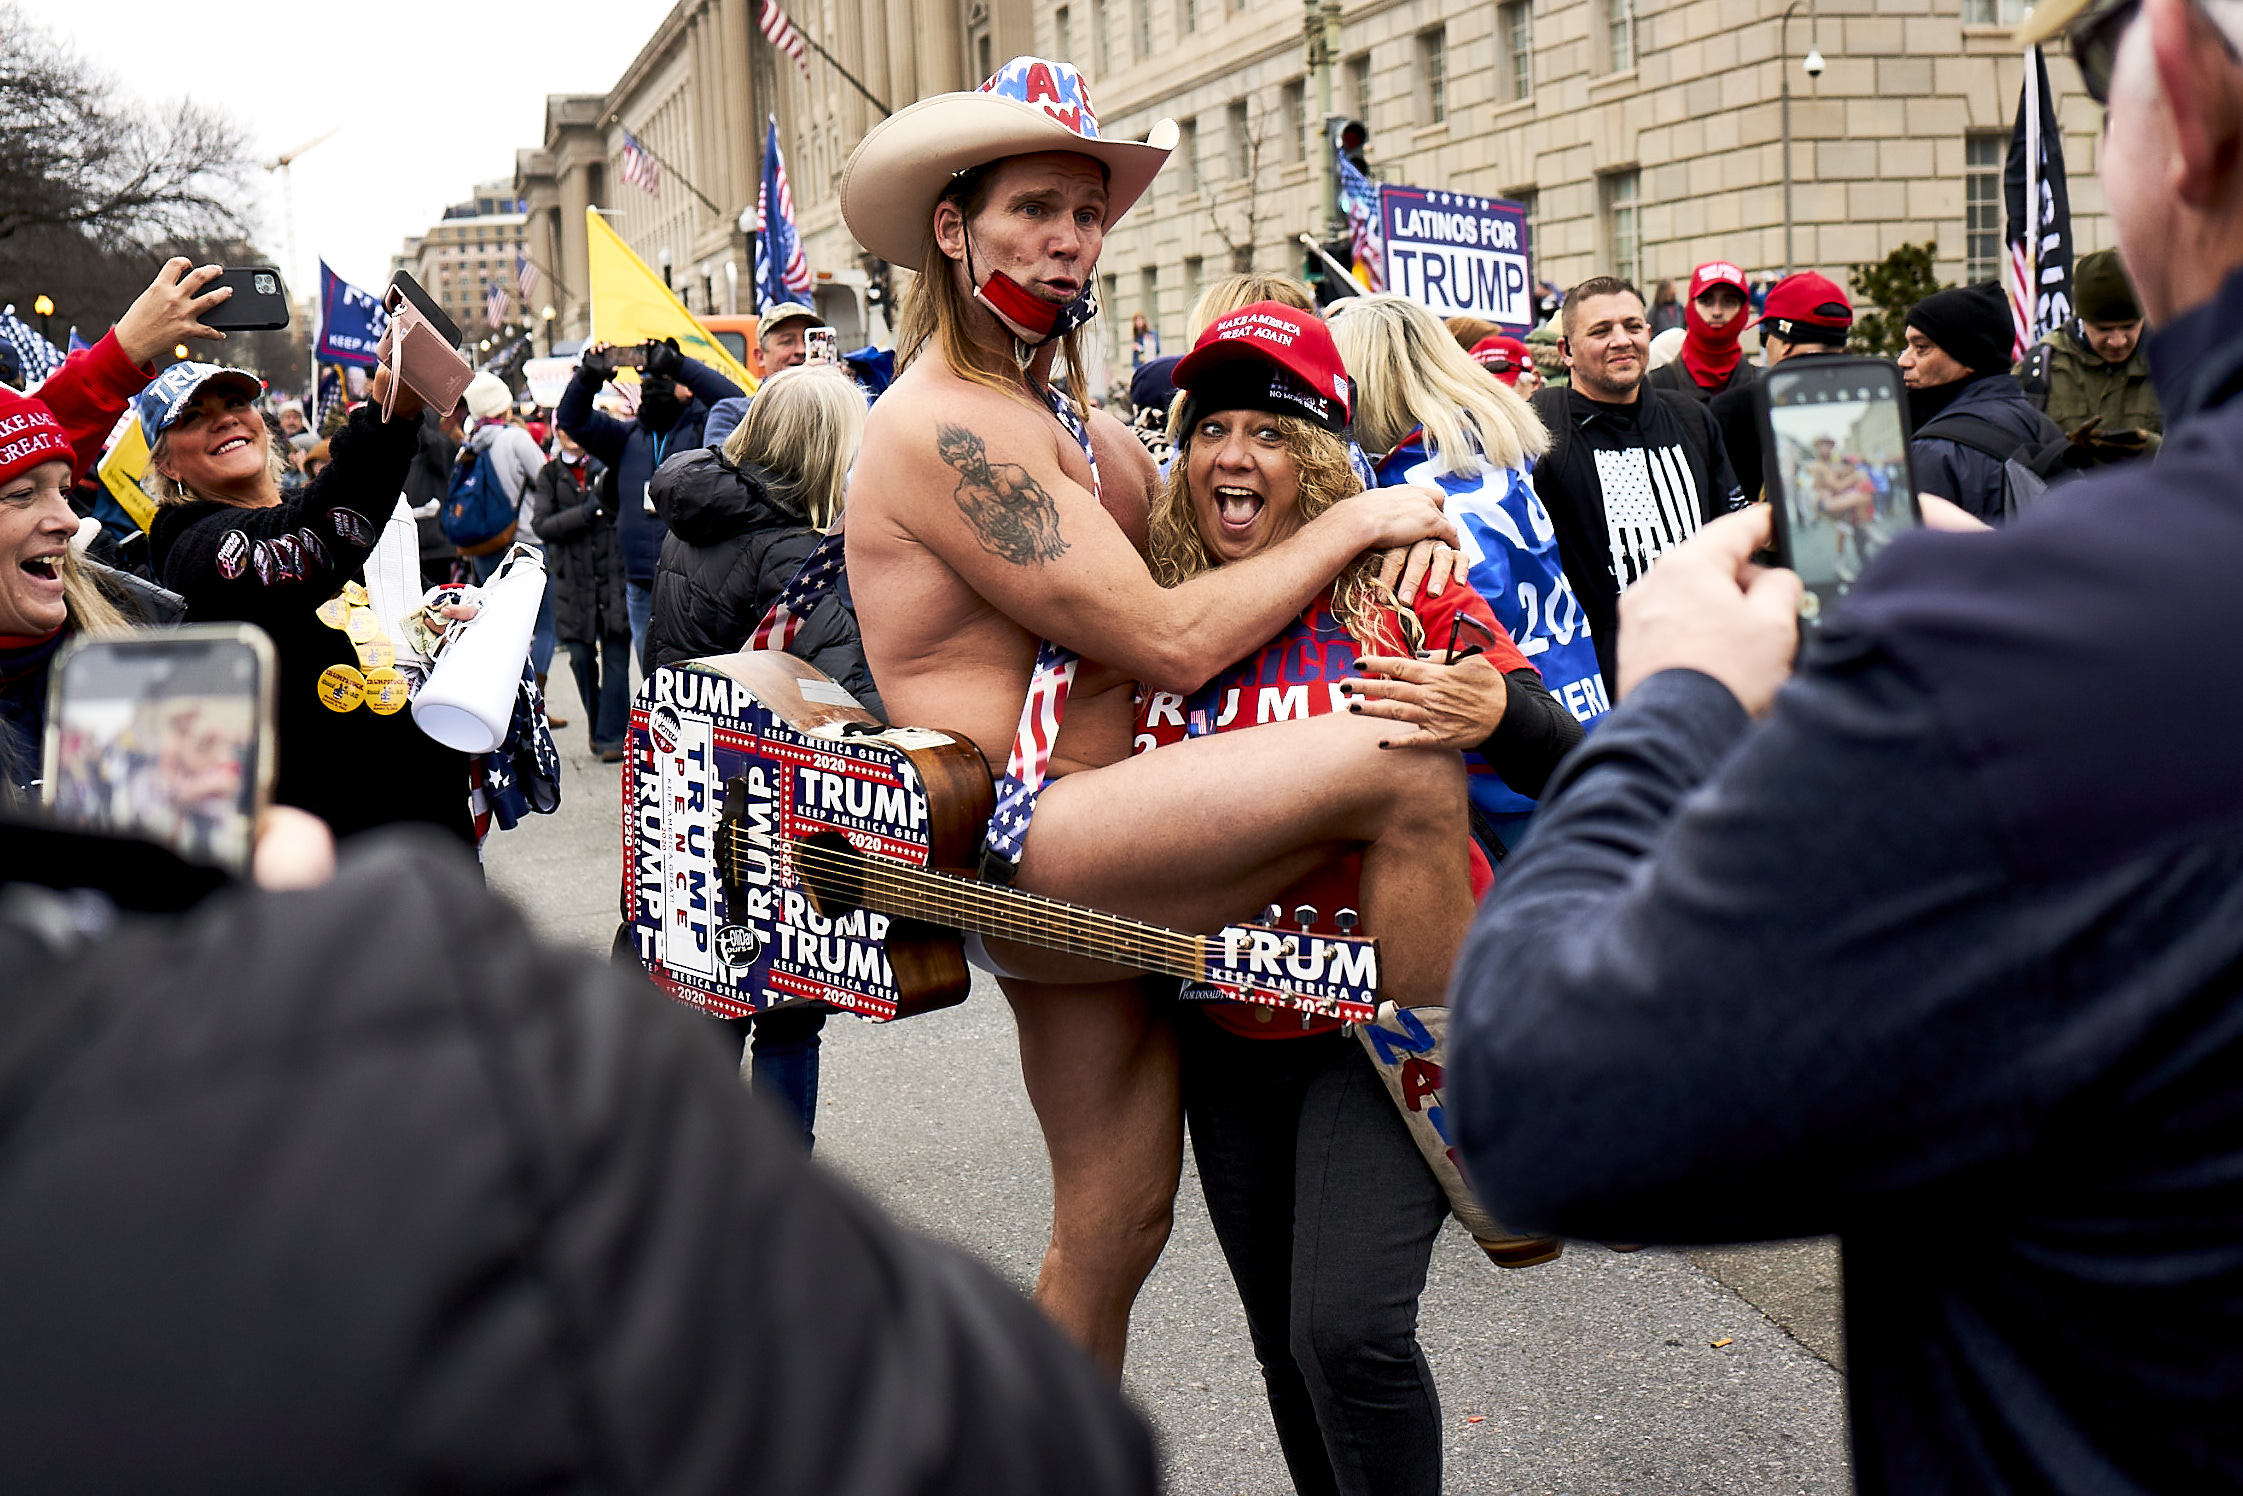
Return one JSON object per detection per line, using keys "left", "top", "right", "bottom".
{"left": 1679, "top": 296, "right": 1746, "bottom": 391}
{"left": 1907, "top": 369, "right": 2001, "bottom": 431}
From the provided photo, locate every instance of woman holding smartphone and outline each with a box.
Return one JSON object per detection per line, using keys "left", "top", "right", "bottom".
{"left": 146, "top": 363, "right": 474, "bottom": 847}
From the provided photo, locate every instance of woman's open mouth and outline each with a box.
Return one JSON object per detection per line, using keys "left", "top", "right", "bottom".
{"left": 1214, "top": 486, "right": 1264, "bottom": 534}
{"left": 17, "top": 552, "right": 63, "bottom": 588}
{"left": 212, "top": 435, "right": 251, "bottom": 457}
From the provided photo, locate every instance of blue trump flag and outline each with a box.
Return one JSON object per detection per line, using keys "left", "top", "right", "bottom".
{"left": 317, "top": 261, "right": 389, "bottom": 368}
{"left": 754, "top": 116, "right": 813, "bottom": 313}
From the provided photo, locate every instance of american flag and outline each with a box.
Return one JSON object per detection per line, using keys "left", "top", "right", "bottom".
{"left": 516, "top": 254, "right": 540, "bottom": 303}
{"left": 748, "top": 531, "right": 847, "bottom": 651}
{"left": 755, "top": 116, "right": 815, "bottom": 310}
{"left": 982, "top": 640, "right": 1080, "bottom": 874}
{"left": 0, "top": 310, "right": 65, "bottom": 385}
{"left": 486, "top": 280, "right": 508, "bottom": 331}
{"left": 619, "top": 130, "right": 662, "bottom": 196}
{"left": 1336, "top": 153, "right": 1387, "bottom": 293}
{"left": 760, "top": 0, "right": 810, "bottom": 76}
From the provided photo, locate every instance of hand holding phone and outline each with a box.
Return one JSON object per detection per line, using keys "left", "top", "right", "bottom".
{"left": 198, "top": 268, "right": 292, "bottom": 332}
{"left": 112, "top": 259, "right": 235, "bottom": 365}
{"left": 1755, "top": 356, "right": 1921, "bottom": 625}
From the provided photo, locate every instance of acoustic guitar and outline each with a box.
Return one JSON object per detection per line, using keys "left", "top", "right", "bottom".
{"left": 622, "top": 650, "right": 1382, "bottom": 1023}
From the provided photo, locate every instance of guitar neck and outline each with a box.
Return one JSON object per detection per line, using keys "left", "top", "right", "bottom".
{"left": 792, "top": 840, "right": 1210, "bottom": 981}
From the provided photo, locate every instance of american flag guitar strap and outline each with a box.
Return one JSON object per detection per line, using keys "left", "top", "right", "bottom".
{"left": 745, "top": 383, "right": 1099, "bottom": 884}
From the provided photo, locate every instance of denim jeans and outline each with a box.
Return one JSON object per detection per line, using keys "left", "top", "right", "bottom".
{"left": 626, "top": 579, "right": 654, "bottom": 675}
{"left": 565, "top": 636, "right": 633, "bottom": 751}
{"left": 715, "top": 1007, "right": 827, "bottom": 1149}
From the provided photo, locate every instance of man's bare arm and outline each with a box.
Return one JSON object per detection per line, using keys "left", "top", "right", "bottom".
{"left": 895, "top": 395, "right": 1456, "bottom": 693}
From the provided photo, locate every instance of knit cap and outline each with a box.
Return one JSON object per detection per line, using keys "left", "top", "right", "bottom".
{"left": 0, "top": 387, "right": 72, "bottom": 487}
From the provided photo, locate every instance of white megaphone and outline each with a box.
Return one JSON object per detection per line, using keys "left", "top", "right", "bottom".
{"left": 412, "top": 544, "right": 547, "bottom": 754}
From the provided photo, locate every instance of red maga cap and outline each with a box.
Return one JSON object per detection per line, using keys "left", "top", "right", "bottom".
{"left": 1171, "top": 301, "right": 1353, "bottom": 433}
{"left": 1470, "top": 333, "right": 1532, "bottom": 385}
{"left": 1688, "top": 261, "right": 1750, "bottom": 301}
{"left": 1757, "top": 271, "right": 1854, "bottom": 342}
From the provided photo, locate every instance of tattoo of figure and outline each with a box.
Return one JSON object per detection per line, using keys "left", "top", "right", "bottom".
{"left": 937, "top": 424, "right": 1070, "bottom": 566}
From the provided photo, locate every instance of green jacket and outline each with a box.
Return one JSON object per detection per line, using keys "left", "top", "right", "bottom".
{"left": 2015, "top": 326, "right": 2164, "bottom": 458}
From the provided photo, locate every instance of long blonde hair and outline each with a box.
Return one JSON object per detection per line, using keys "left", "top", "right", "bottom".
{"left": 722, "top": 366, "right": 866, "bottom": 530}
{"left": 1184, "top": 273, "right": 1317, "bottom": 341}
{"left": 1326, "top": 293, "right": 1549, "bottom": 476}
{"left": 893, "top": 170, "right": 1092, "bottom": 428}
{"left": 62, "top": 551, "right": 128, "bottom": 636}
{"left": 1148, "top": 405, "right": 1424, "bottom": 655}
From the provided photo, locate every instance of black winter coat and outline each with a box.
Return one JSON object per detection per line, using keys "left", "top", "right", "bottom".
{"left": 647, "top": 447, "right": 885, "bottom": 719}
{"left": 0, "top": 828, "right": 1159, "bottom": 1493}
{"left": 529, "top": 455, "right": 629, "bottom": 645}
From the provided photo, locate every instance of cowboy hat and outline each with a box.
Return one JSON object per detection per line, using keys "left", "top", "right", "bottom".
{"left": 842, "top": 57, "right": 1178, "bottom": 271}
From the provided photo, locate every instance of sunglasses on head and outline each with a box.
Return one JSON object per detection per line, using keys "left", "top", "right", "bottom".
{"left": 2069, "top": 0, "right": 2242, "bottom": 103}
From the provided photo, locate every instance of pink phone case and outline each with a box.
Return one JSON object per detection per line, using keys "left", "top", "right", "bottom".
{"left": 377, "top": 294, "right": 474, "bottom": 418}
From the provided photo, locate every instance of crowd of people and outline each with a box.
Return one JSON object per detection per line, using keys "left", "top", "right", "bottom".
{"left": 4, "top": 0, "right": 2240, "bottom": 1486}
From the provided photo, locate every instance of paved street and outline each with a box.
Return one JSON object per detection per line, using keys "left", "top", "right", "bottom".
{"left": 489, "top": 731, "right": 1854, "bottom": 1494}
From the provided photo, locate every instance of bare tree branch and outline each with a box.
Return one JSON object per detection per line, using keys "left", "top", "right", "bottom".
{"left": 1204, "top": 101, "right": 1276, "bottom": 274}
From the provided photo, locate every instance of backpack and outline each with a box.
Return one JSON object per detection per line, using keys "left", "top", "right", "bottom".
{"left": 1915, "top": 410, "right": 2082, "bottom": 521}
{"left": 441, "top": 441, "right": 519, "bottom": 556}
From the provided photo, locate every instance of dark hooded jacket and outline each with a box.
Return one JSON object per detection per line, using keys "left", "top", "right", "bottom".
{"left": 645, "top": 447, "right": 883, "bottom": 719}
{"left": 1909, "top": 372, "right": 2068, "bottom": 523}
{"left": 529, "top": 453, "right": 628, "bottom": 645}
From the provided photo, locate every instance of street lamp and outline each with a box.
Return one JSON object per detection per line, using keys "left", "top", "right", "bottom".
{"left": 540, "top": 303, "right": 557, "bottom": 357}
{"left": 1780, "top": 0, "right": 1821, "bottom": 276}
{"left": 32, "top": 294, "right": 53, "bottom": 343}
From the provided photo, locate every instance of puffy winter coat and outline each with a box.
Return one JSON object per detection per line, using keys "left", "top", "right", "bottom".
{"left": 0, "top": 827, "right": 1158, "bottom": 1493}
{"left": 529, "top": 455, "right": 629, "bottom": 644}
{"left": 646, "top": 447, "right": 884, "bottom": 719}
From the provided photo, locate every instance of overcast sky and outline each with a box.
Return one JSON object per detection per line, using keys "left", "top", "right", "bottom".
{"left": 22, "top": 0, "right": 669, "bottom": 296}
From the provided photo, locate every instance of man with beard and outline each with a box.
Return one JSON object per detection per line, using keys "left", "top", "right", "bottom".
{"left": 557, "top": 337, "right": 742, "bottom": 667}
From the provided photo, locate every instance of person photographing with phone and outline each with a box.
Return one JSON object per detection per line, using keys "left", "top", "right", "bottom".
{"left": 555, "top": 337, "right": 743, "bottom": 670}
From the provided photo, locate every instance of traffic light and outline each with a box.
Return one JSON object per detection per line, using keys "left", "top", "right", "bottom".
{"left": 1326, "top": 117, "right": 1369, "bottom": 175}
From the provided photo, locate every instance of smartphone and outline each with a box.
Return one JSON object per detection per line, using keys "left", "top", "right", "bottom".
{"left": 42, "top": 625, "right": 277, "bottom": 874}
{"left": 201, "top": 267, "right": 292, "bottom": 332}
{"left": 608, "top": 345, "right": 649, "bottom": 370}
{"left": 1756, "top": 356, "right": 1921, "bottom": 624}
{"left": 386, "top": 270, "right": 462, "bottom": 348}
{"left": 805, "top": 326, "right": 838, "bottom": 366}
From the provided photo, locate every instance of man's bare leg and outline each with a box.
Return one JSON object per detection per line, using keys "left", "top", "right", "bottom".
{"left": 1000, "top": 975, "right": 1180, "bottom": 1378}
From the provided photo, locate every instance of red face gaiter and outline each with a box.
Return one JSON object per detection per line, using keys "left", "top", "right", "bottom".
{"left": 1680, "top": 264, "right": 1748, "bottom": 391}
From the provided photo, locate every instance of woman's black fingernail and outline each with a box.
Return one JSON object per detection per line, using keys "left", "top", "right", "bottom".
{"left": 1348, "top": 703, "right": 1362, "bottom": 713}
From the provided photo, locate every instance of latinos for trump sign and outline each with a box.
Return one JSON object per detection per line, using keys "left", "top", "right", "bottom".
{"left": 1377, "top": 188, "right": 1534, "bottom": 334}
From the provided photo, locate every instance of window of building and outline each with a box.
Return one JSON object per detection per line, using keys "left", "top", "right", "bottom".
{"left": 1965, "top": 133, "right": 2005, "bottom": 282}
{"left": 1140, "top": 265, "right": 1160, "bottom": 330}
{"left": 1056, "top": 5, "right": 1072, "bottom": 59}
{"left": 1348, "top": 53, "right": 1372, "bottom": 121}
{"left": 1227, "top": 99, "right": 1252, "bottom": 177}
{"left": 1092, "top": 0, "right": 1109, "bottom": 71}
{"left": 1180, "top": 0, "right": 1197, "bottom": 32}
{"left": 1503, "top": 1, "right": 1534, "bottom": 100}
{"left": 1603, "top": 169, "right": 1641, "bottom": 285}
{"left": 1419, "top": 28, "right": 1447, "bottom": 124}
{"left": 1282, "top": 78, "right": 1307, "bottom": 160}
{"left": 1185, "top": 255, "right": 1205, "bottom": 306}
{"left": 1962, "top": 0, "right": 2025, "bottom": 22}
{"left": 1102, "top": 272, "right": 1119, "bottom": 314}
{"left": 1134, "top": 0, "right": 1151, "bottom": 57}
{"left": 1181, "top": 116, "right": 1200, "bottom": 192}
{"left": 1607, "top": 0, "right": 1636, "bottom": 72}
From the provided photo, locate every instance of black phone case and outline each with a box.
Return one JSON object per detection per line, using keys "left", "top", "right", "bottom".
{"left": 386, "top": 270, "right": 462, "bottom": 347}
{"left": 1754, "top": 354, "right": 1920, "bottom": 576}
{"left": 201, "top": 268, "right": 292, "bottom": 331}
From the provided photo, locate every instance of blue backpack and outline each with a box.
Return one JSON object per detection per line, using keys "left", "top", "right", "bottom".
{"left": 442, "top": 442, "right": 518, "bottom": 555}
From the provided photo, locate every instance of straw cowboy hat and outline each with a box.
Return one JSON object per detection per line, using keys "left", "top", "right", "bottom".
{"left": 842, "top": 57, "right": 1179, "bottom": 271}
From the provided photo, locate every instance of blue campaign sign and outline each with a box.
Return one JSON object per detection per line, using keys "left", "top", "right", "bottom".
{"left": 317, "top": 261, "right": 389, "bottom": 369}
{"left": 1378, "top": 188, "right": 1534, "bottom": 333}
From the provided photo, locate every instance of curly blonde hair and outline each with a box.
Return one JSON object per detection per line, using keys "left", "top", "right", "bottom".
{"left": 1148, "top": 404, "right": 1424, "bottom": 656}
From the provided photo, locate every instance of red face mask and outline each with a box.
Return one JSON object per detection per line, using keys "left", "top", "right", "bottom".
{"left": 1681, "top": 279, "right": 1748, "bottom": 390}
{"left": 968, "top": 230, "right": 1102, "bottom": 350}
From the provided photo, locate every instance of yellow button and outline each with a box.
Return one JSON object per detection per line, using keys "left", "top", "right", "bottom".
{"left": 354, "top": 634, "right": 396, "bottom": 670}
{"left": 316, "top": 663, "right": 367, "bottom": 712}
{"left": 345, "top": 606, "right": 380, "bottom": 643}
{"left": 315, "top": 595, "right": 351, "bottom": 630}
{"left": 363, "top": 667, "right": 412, "bottom": 715}
{"left": 341, "top": 581, "right": 370, "bottom": 607}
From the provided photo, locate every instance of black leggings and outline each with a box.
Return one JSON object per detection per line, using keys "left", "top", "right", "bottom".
{"left": 1178, "top": 1007, "right": 1449, "bottom": 1496}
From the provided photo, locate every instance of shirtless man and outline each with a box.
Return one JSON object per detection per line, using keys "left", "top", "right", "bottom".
{"left": 840, "top": 58, "right": 1472, "bottom": 1375}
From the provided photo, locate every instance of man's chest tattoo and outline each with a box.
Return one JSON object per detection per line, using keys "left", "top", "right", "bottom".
{"left": 936, "top": 423, "right": 1070, "bottom": 566}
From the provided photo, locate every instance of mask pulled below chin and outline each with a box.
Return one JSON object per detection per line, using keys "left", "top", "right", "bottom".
{"left": 975, "top": 269, "right": 1101, "bottom": 349}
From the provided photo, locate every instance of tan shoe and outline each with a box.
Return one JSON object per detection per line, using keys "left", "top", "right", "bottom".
{"left": 1356, "top": 1002, "right": 1563, "bottom": 1270}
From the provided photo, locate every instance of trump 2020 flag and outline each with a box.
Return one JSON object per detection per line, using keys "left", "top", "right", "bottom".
{"left": 317, "top": 262, "right": 389, "bottom": 369}
{"left": 754, "top": 117, "right": 814, "bottom": 313}
{"left": 2002, "top": 47, "right": 2072, "bottom": 360}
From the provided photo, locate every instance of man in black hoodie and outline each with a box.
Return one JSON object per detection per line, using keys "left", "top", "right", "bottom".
{"left": 1900, "top": 281, "right": 2067, "bottom": 522}
{"left": 1530, "top": 276, "right": 1747, "bottom": 685}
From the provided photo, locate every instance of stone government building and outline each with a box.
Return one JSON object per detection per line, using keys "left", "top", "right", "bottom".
{"left": 513, "top": 0, "right": 2107, "bottom": 380}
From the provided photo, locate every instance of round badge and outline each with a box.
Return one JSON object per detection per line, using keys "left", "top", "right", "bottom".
{"left": 354, "top": 634, "right": 396, "bottom": 670}
{"left": 215, "top": 529, "right": 252, "bottom": 581}
{"left": 315, "top": 594, "right": 351, "bottom": 630}
{"left": 316, "top": 663, "right": 367, "bottom": 712}
{"left": 329, "top": 509, "right": 376, "bottom": 548}
{"left": 341, "top": 580, "right": 370, "bottom": 607}
{"left": 363, "top": 667, "right": 412, "bottom": 715}
{"left": 345, "top": 606, "right": 380, "bottom": 643}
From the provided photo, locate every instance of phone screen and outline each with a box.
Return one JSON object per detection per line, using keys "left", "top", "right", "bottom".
{"left": 805, "top": 327, "right": 838, "bottom": 366}
{"left": 609, "top": 346, "right": 649, "bottom": 369}
{"left": 1764, "top": 359, "right": 1918, "bottom": 621}
{"left": 44, "top": 628, "right": 275, "bottom": 873}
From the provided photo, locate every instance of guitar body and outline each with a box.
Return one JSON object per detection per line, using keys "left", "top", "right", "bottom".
{"left": 623, "top": 650, "right": 991, "bottom": 1022}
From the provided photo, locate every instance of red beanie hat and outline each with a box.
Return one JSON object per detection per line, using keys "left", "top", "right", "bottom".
{"left": 0, "top": 387, "right": 72, "bottom": 488}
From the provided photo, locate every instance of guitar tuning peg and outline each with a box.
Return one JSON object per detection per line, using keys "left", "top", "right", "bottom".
{"left": 1293, "top": 904, "right": 1318, "bottom": 930}
{"left": 1262, "top": 903, "right": 1284, "bottom": 925}
{"left": 1335, "top": 907, "right": 1359, "bottom": 934}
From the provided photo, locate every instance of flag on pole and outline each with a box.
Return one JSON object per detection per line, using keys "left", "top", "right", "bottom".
{"left": 517, "top": 254, "right": 540, "bottom": 303}
{"left": 66, "top": 328, "right": 88, "bottom": 354}
{"left": 583, "top": 207, "right": 760, "bottom": 393}
{"left": 486, "top": 281, "right": 509, "bottom": 331}
{"left": 619, "top": 130, "right": 663, "bottom": 195}
{"left": 2002, "top": 46, "right": 2073, "bottom": 360}
{"left": 1336, "top": 154, "right": 1387, "bottom": 292}
{"left": 760, "top": 0, "right": 811, "bottom": 76}
{"left": 754, "top": 117, "right": 815, "bottom": 313}
{"left": 0, "top": 310, "right": 65, "bottom": 385}
{"left": 96, "top": 411, "right": 155, "bottom": 533}
{"left": 316, "top": 261, "right": 389, "bottom": 368}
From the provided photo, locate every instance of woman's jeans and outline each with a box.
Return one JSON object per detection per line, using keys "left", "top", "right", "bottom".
{"left": 565, "top": 636, "right": 634, "bottom": 750}
{"left": 1178, "top": 1007, "right": 1449, "bottom": 1496}
{"left": 716, "top": 1006, "right": 828, "bottom": 1148}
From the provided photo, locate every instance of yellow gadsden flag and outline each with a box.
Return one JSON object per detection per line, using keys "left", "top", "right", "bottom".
{"left": 96, "top": 413, "right": 156, "bottom": 533}
{"left": 584, "top": 209, "right": 758, "bottom": 394}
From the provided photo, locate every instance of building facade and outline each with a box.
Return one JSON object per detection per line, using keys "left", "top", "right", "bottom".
{"left": 390, "top": 182, "right": 534, "bottom": 345}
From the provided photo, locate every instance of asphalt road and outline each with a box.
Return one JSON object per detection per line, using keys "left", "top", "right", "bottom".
{"left": 489, "top": 729, "right": 1854, "bottom": 1494}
